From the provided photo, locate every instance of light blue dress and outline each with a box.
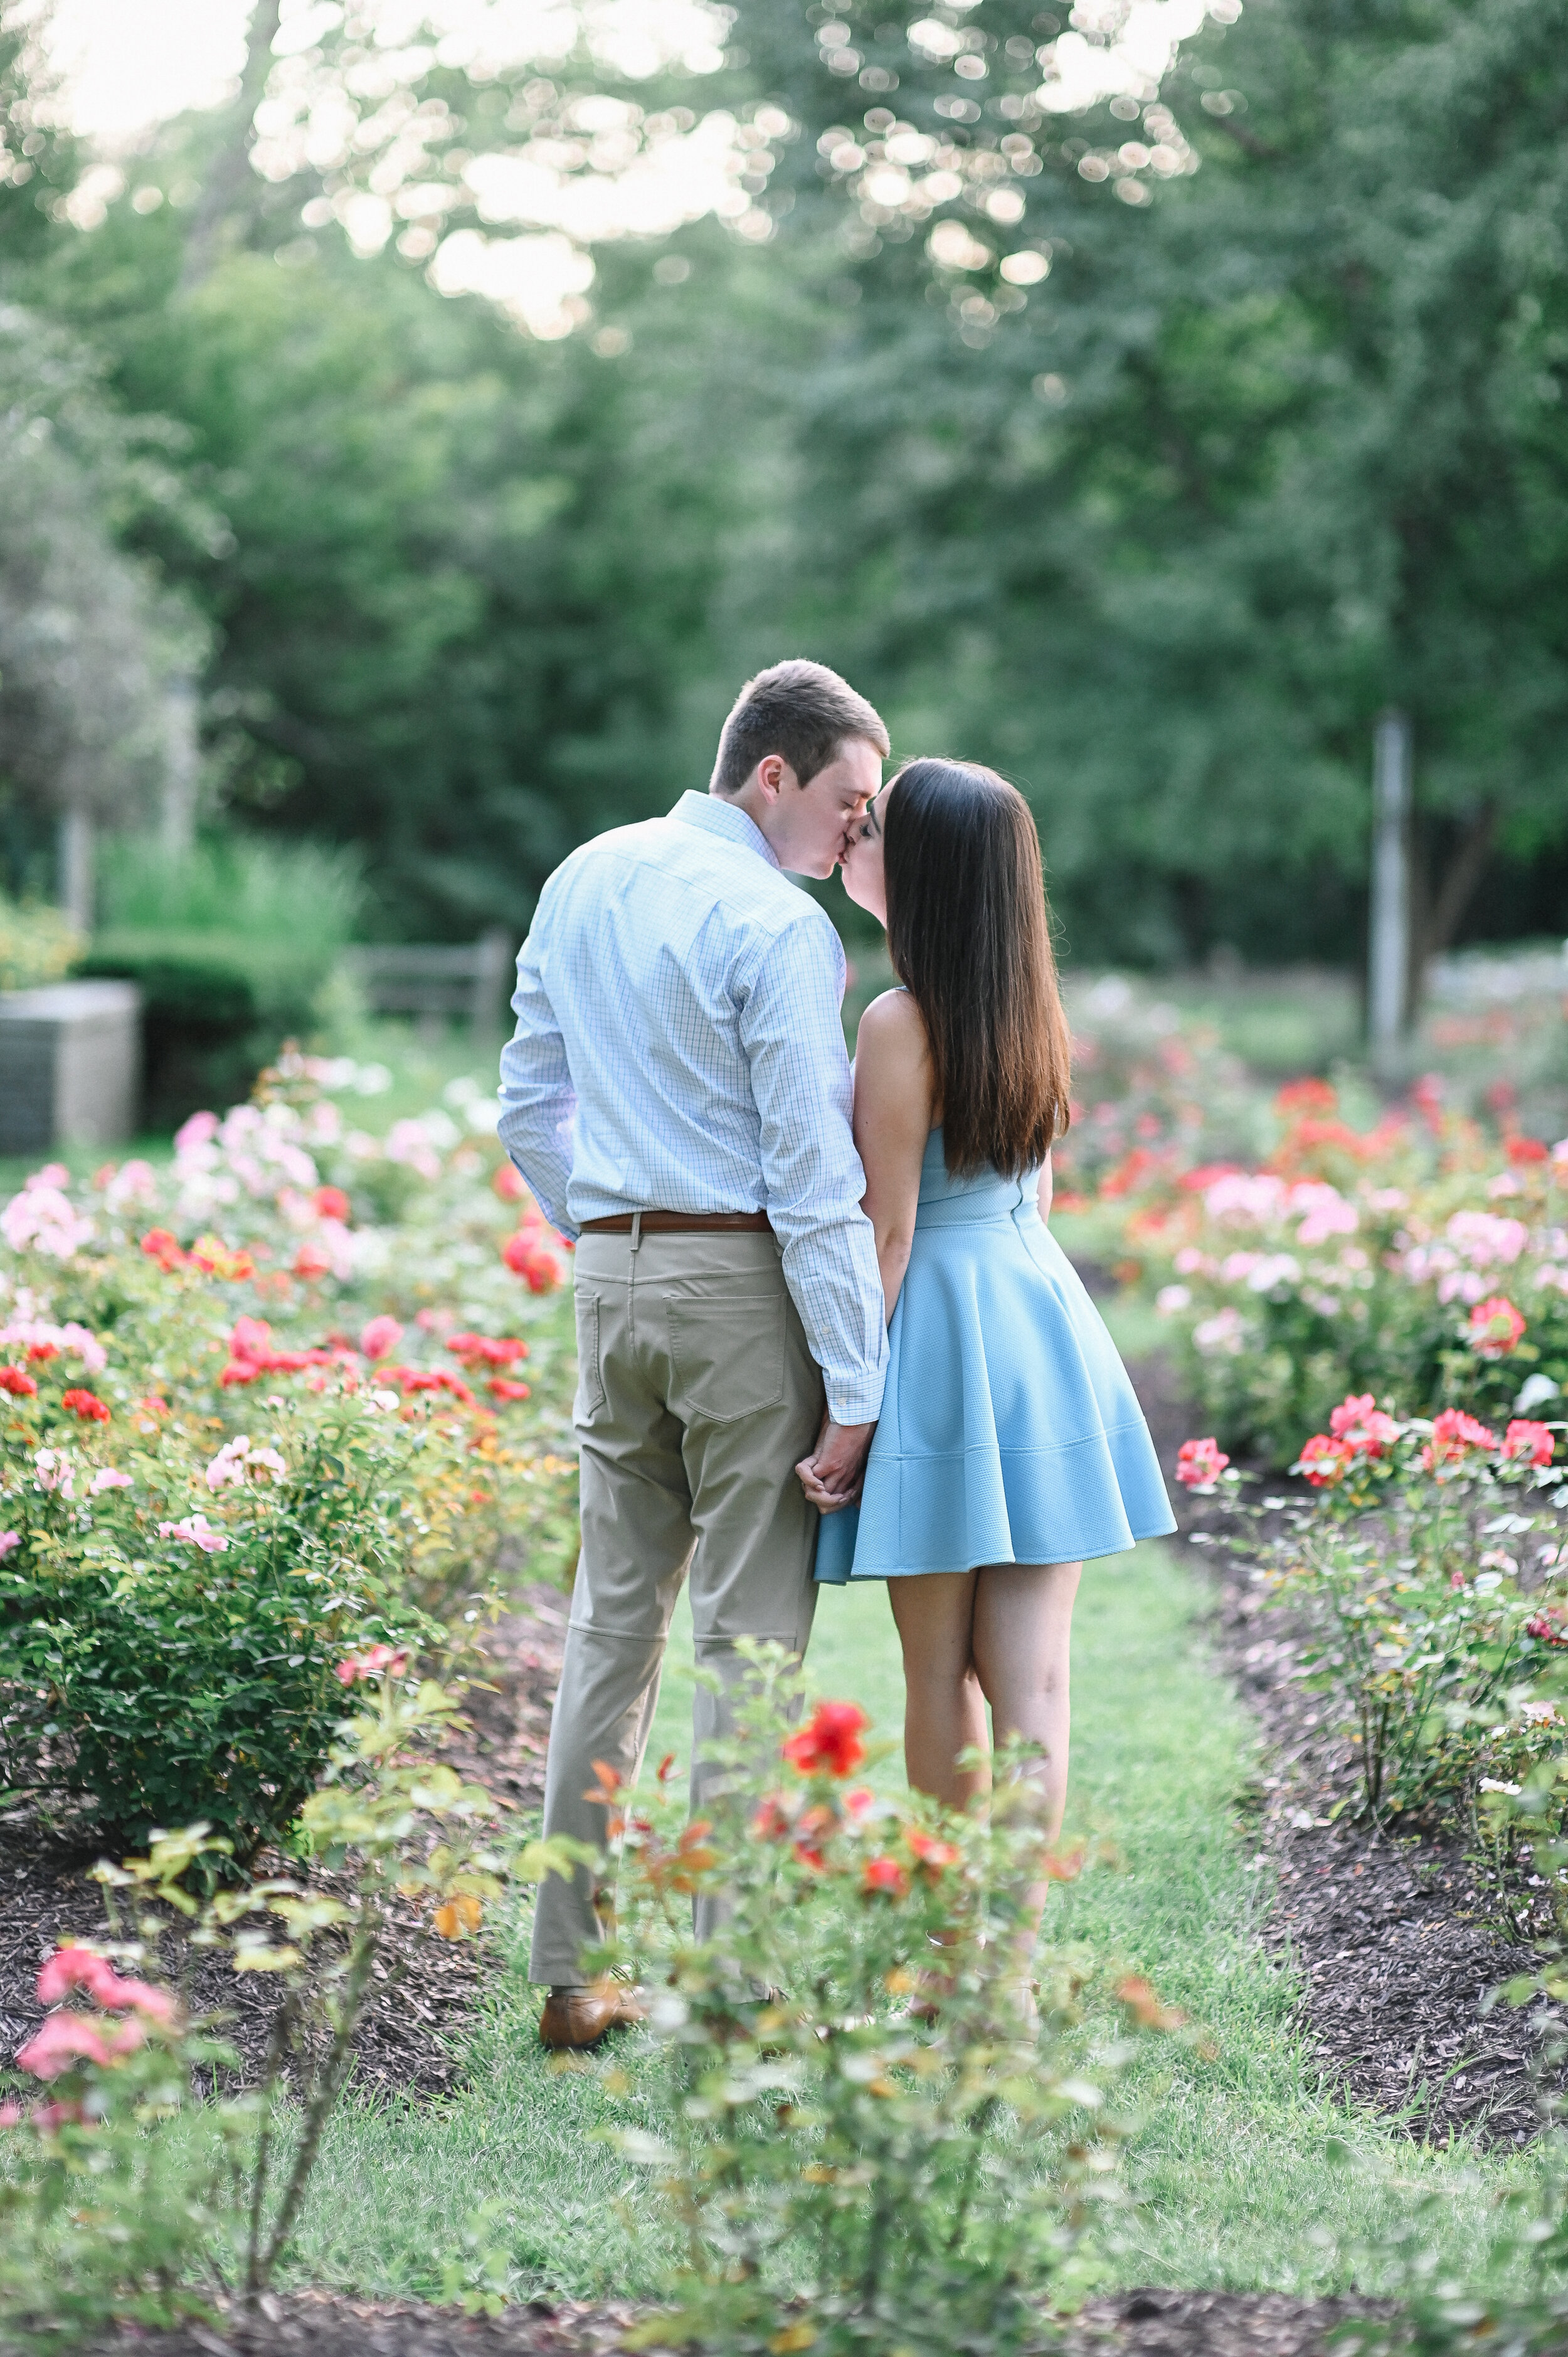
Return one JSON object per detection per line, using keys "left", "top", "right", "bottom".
{"left": 815, "top": 1129, "right": 1175, "bottom": 1583}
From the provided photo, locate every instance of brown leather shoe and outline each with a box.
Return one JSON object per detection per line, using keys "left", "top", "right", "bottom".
{"left": 538, "top": 1979, "right": 646, "bottom": 2051}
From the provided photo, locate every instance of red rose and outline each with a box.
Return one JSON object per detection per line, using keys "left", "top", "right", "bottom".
{"left": 782, "top": 1700, "right": 870, "bottom": 1779}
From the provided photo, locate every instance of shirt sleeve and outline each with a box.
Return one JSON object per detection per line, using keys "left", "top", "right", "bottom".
{"left": 497, "top": 923, "right": 578, "bottom": 1240}
{"left": 740, "top": 915, "right": 888, "bottom": 1425}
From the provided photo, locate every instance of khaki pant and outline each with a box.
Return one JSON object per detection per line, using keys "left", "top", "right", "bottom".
{"left": 529, "top": 1229, "right": 825, "bottom": 1987}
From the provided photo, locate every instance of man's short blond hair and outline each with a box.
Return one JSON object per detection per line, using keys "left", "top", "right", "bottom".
{"left": 711, "top": 659, "right": 889, "bottom": 797}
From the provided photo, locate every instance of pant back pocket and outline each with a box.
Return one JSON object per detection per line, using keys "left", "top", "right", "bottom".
{"left": 666, "top": 1289, "right": 785, "bottom": 1424}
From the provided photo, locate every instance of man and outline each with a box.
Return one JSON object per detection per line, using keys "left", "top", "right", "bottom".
{"left": 498, "top": 658, "right": 891, "bottom": 2050}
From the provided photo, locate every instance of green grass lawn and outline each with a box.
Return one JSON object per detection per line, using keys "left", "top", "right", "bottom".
{"left": 288, "top": 1539, "right": 1536, "bottom": 2308}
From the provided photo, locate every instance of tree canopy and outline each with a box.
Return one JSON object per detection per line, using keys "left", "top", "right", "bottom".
{"left": 0, "top": 0, "right": 1564, "bottom": 966}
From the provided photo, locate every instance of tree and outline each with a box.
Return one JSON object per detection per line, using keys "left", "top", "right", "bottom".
{"left": 728, "top": 0, "right": 1568, "bottom": 974}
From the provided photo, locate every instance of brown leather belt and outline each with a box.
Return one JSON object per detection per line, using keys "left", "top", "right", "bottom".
{"left": 580, "top": 1210, "right": 771, "bottom": 1235}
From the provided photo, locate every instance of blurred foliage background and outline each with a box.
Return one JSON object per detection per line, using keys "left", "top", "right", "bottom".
{"left": 1, "top": 0, "right": 1566, "bottom": 977}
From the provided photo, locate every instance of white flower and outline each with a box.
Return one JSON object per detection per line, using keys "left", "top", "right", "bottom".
{"left": 1245, "top": 1253, "right": 1300, "bottom": 1294}
{"left": 1480, "top": 1778, "right": 1521, "bottom": 1796}
{"left": 1155, "top": 1284, "right": 1191, "bottom": 1315}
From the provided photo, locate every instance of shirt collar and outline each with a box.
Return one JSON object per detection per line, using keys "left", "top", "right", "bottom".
{"left": 671, "top": 788, "right": 781, "bottom": 871}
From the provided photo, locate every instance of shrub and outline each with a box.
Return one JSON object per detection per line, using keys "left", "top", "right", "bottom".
{"left": 0, "top": 1664, "right": 583, "bottom": 2337}
{"left": 82, "top": 831, "right": 365, "bottom": 1124}
{"left": 0, "top": 895, "right": 82, "bottom": 994}
{"left": 1190, "top": 1397, "right": 1568, "bottom": 1832}
{"left": 1052, "top": 973, "right": 1271, "bottom": 1215}
{"left": 0, "top": 1359, "right": 443, "bottom": 1859}
{"left": 97, "top": 831, "right": 363, "bottom": 947}
{"left": 1131, "top": 1082, "right": 1568, "bottom": 1464}
{"left": 0, "top": 1054, "right": 576, "bottom": 1849}
{"left": 600, "top": 1650, "right": 1174, "bottom": 2357}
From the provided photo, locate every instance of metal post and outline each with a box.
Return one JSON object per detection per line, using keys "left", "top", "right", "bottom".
{"left": 1368, "top": 708, "right": 1411, "bottom": 1078}
{"left": 59, "top": 806, "right": 95, "bottom": 937}
{"left": 162, "top": 674, "right": 199, "bottom": 860}
{"left": 472, "top": 927, "right": 514, "bottom": 1035}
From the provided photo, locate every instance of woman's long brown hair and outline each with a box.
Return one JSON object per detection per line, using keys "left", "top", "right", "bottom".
{"left": 882, "top": 759, "right": 1071, "bottom": 1179}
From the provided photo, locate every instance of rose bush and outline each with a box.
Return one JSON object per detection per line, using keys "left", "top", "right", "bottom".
{"left": 1190, "top": 1394, "right": 1568, "bottom": 1846}
{"left": 1110, "top": 1078, "right": 1568, "bottom": 1464}
{"left": 0, "top": 1049, "right": 576, "bottom": 1856}
{"left": 0, "top": 1658, "right": 583, "bottom": 2337}
{"left": 1049, "top": 974, "right": 1269, "bottom": 1219}
{"left": 597, "top": 1648, "right": 1180, "bottom": 2357}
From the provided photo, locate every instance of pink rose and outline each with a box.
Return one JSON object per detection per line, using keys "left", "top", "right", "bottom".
{"left": 359, "top": 1315, "right": 403, "bottom": 1362}
{"left": 157, "top": 1513, "right": 229, "bottom": 1554}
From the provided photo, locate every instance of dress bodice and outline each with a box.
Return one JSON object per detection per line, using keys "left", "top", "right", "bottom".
{"left": 915, "top": 1126, "right": 1041, "bottom": 1225}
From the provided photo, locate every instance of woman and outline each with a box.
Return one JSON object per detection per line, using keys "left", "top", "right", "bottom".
{"left": 800, "top": 760, "right": 1174, "bottom": 1841}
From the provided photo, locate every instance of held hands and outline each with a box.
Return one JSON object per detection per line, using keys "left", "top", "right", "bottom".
{"left": 795, "top": 1415, "right": 876, "bottom": 1514}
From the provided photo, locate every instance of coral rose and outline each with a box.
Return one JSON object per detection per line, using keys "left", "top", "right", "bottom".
{"left": 1422, "top": 1408, "right": 1499, "bottom": 1470}
{"left": 1327, "top": 1394, "right": 1400, "bottom": 1456}
{"left": 1296, "top": 1434, "right": 1352, "bottom": 1487}
{"left": 1469, "top": 1296, "right": 1526, "bottom": 1358}
{"left": 1503, "top": 1419, "right": 1555, "bottom": 1467}
{"left": 1175, "top": 1436, "right": 1229, "bottom": 1489}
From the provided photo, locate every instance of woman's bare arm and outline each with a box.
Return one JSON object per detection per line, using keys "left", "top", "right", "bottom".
{"left": 853, "top": 989, "right": 936, "bottom": 1323}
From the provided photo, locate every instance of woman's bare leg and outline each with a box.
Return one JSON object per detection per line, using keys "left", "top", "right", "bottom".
{"left": 887, "top": 1573, "right": 991, "bottom": 1808}
{"left": 969, "top": 1561, "right": 1081, "bottom": 1840}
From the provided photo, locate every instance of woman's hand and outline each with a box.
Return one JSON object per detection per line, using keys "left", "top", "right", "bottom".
{"left": 796, "top": 1415, "right": 876, "bottom": 1513}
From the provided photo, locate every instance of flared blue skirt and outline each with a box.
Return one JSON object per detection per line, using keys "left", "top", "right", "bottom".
{"left": 815, "top": 1139, "right": 1175, "bottom": 1583}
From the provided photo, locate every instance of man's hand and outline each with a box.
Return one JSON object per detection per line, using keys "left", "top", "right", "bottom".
{"left": 796, "top": 1416, "right": 875, "bottom": 1514}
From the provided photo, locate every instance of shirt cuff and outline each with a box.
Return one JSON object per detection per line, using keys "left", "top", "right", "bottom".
{"left": 824, "top": 1374, "right": 886, "bottom": 1427}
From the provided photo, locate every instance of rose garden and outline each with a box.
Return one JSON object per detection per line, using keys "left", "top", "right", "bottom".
{"left": 0, "top": 976, "right": 1565, "bottom": 2354}
{"left": 9, "top": 0, "right": 1568, "bottom": 2348}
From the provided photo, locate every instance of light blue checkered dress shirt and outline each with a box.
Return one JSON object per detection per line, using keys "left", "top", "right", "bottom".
{"left": 497, "top": 790, "right": 888, "bottom": 1425}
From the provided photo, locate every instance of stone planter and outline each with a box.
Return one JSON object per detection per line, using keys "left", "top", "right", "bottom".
{"left": 0, "top": 980, "right": 142, "bottom": 1156}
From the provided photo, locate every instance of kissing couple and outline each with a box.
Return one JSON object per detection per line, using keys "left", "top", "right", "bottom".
{"left": 498, "top": 659, "right": 1174, "bottom": 2050}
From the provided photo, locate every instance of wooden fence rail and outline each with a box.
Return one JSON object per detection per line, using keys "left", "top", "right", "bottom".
{"left": 342, "top": 928, "right": 516, "bottom": 1035}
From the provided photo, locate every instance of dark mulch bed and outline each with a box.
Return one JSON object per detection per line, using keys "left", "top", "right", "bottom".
{"left": 62, "top": 2287, "right": 1390, "bottom": 2357}
{"left": 1125, "top": 1344, "right": 1565, "bottom": 2146}
{"left": 0, "top": 1584, "right": 567, "bottom": 2099}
